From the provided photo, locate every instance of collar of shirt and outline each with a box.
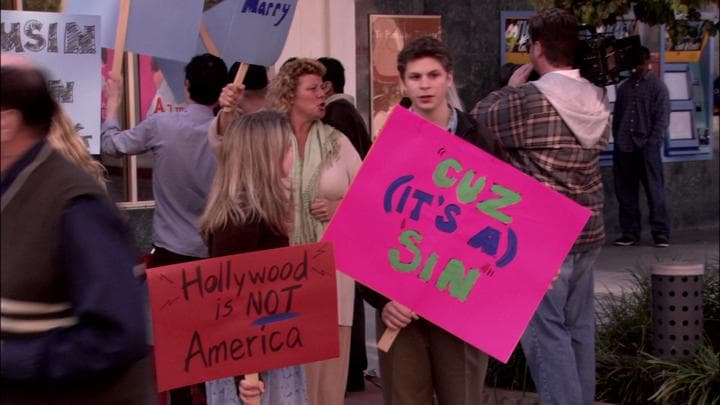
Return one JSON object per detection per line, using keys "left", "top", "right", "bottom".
{"left": 1, "top": 139, "right": 46, "bottom": 196}
{"left": 184, "top": 103, "right": 215, "bottom": 119}
{"left": 544, "top": 69, "right": 581, "bottom": 80}
{"left": 447, "top": 106, "right": 458, "bottom": 134}
{"left": 409, "top": 104, "right": 458, "bottom": 133}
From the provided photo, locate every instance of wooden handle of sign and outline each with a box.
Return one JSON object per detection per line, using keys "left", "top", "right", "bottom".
{"left": 221, "top": 63, "right": 249, "bottom": 113}
{"left": 13, "top": 0, "right": 22, "bottom": 10}
{"left": 199, "top": 23, "right": 220, "bottom": 57}
{"left": 111, "top": 0, "right": 132, "bottom": 76}
{"left": 377, "top": 328, "right": 400, "bottom": 352}
{"left": 59, "top": 0, "right": 67, "bottom": 12}
{"left": 243, "top": 373, "right": 261, "bottom": 405}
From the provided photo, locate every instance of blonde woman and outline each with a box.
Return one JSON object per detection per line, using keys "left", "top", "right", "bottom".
{"left": 48, "top": 108, "right": 107, "bottom": 189}
{"left": 200, "top": 111, "right": 306, "bottom": 405}
{"left": 267, "top": 58, "right": 362, "bottom": 405}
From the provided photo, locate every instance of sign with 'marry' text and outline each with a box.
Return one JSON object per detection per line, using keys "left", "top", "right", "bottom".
{"left": 323, "top": 107, "right": 591, "bottom": 363}
{"left": 147, "top": 242, "right": 339, "bottom": 392}
{"left": 1, "top": 11, "right": 101, "bottom": 154}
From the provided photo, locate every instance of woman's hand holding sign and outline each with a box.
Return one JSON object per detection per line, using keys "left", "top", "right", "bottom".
{"left": 238, "top": 377, "right": 264, "bottom": 405}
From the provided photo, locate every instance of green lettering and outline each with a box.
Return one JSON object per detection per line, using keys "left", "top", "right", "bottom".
{"left": 457, "top": 171, "right": 487, "bottom": 203}
{"left": 435, "top": 259, "right": 480, "bottom": 302}
{"left": 476, "top": 184, "right": 521, "bottom": 224}
{"left": 388, "top": 229, "right": 423, "bottom": 272}
{"left": 432, "top": 158, "right": 462, "bottom": 188}
{"left": 419, "top": 252, "right": 438, "bottom": 281}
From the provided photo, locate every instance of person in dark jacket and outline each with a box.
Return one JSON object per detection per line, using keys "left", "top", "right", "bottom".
{"left": 362, "top": 36, "right": 504, "bottom": 405}
{"left": 317, "top": 56, "right": 371, "bottom": 393}
{"left": 318, "top": 57, "right": 372, "bottom": 159}
{"left": 1, "top": 55, "right": 154, "bottom": 404}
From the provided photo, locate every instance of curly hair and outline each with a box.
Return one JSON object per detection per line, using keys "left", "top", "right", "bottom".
{"left": 267, "top": 58, "right": 326, "bottom": 113}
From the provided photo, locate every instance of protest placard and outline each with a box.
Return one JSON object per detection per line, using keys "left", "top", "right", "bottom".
{"left": 1, "top": 10, "right": 101, "bottom": 154}
{"left": 64, "top": 0, "right": 204, "bottom": 63}
{"left": 322, "top": 107, "right": 592, "bottom": 362}
{"left": 147, "top": 242, "right": 339, "bottom": 392}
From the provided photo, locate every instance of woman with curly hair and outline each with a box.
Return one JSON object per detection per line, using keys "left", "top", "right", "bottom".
{"left": 201, "top": 111, "right": 307, "bottom": 405}
{"left": 269, "top": 58, "right": 362, "bottom": 405}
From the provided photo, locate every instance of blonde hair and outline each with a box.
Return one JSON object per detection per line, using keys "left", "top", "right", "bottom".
{"left": 47, "top": 109, "right": 107, "bottom": 188}
{"left": 200, "top": 111, "right": 293, "bottom": 238}
{"left": 267, "top": 58, "right": 326, "bottom": 113}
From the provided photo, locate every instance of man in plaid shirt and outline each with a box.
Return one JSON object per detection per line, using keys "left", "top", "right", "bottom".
{"left": 471, "top": 9, "right": 610, "bottom": 405}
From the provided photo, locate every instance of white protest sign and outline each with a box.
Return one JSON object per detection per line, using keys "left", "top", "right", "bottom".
{"left": 1, "top": 10, "right": 102, "bottom": 154}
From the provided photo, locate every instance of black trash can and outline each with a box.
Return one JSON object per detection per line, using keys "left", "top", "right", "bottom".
{"left": 651, "top": 263, "right": 704, "bottom": 360}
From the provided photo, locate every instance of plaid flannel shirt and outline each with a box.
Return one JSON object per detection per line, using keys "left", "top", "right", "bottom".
{"left": 471, "top": 84, "right": 610, "bottom": 252}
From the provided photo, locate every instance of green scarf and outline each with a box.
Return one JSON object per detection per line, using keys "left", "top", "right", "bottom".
{"left": 291, "top": 121, "right": 341, "bottom": 245}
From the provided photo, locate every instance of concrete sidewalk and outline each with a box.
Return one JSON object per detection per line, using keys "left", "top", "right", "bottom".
{"left": 345, "top": 227, "right": 719, "bottom": 405}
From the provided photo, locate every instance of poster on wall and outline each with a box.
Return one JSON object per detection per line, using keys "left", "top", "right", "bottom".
{"left": 664, "top": 20, "right": 709, "bottom": 63}
{"left": 1, "top": 10, "right": 101, "bottom": 154}
{"left": 501, "top": 11, "right": 533, "bottom": 66}
{"left": 369, "top": 14, "right": 441, "bottom": 140}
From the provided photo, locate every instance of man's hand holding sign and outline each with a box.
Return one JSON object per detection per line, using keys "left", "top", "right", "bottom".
{"left": 323, "top": 106, "right": 592, "bottom": 362}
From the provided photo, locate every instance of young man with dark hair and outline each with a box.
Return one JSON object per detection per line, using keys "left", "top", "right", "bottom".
{"left": 102, "top": 54, "right": 227, "bottom": 404}
{"left": 612, "top": 46, "right": 671, "bottom": 248}
{"left": 1, "top": 55, "right": 153, "bottom": 404}
{"left": 472, "top": 8, "right": 610, "bottom": 405}
{"left": 317, "top": 57, "right": 371, "bottom": 159}
{"left": 362, "top": 36, "right": 504, "bottom": 405}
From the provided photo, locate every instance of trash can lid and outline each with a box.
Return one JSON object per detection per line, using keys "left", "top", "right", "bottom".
{"left": 652, "top": 262, "right": 704, "bottom": 276}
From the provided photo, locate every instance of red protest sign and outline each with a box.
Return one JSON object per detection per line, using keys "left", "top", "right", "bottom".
{"left": 147, "top": 242, "right": 339, "bottom": 392}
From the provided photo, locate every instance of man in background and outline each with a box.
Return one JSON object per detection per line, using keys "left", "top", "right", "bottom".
{"left": 318, "top": 57, "right": 371, "bottom": 159}
{"left": 612, "top": 46, "right": 671, "bottom": 248}
{"left": 102, "top": 53, "right": 228, "bottom": 405}
{"left": 472, "top": 9, "right": 610, "bottom": 404}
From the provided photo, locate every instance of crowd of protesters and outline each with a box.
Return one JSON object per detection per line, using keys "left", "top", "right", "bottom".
{"left": 2, "top": 7, "right": 676, "bottom": 405}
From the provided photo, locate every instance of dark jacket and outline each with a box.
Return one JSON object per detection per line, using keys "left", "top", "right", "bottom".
{"left": 322, "top": 95, "right": 372, "bottom": 159}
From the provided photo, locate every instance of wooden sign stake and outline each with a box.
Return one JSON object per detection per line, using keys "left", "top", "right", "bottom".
{"left": 378, "top": 328, "right": 400, "bottom": 352}
{"left": 112, "top": 0, "right": 132, "bottom": 76}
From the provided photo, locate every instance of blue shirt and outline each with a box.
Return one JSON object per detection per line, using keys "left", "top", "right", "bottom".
{"left": 1, "top": 143, "right": 148, "bottom": 384}
{"left": 612, "top": 72, "right": 670, "bottom": 152}
{"left": 101, "top": 103, "right": 217, "bottom": 257}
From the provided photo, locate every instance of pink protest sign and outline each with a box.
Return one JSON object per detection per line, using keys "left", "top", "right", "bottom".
{"left": 322, "top": 107, "right": 591, "bottom": 362}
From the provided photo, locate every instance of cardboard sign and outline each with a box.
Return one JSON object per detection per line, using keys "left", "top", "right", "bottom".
{"left": 147, "top": 242, "right": 339, "bottom": 392}
{"left": 1, "top": 10, "right": 102, "bottom": 154}
{"left": 64, "top": 0, "right": 204, "bottom": 62}
{"left": 322, "top": 107, "right": 592, "bottom": 362}
{"left": 198, "top": 0, "right": 298, "bottom": 66}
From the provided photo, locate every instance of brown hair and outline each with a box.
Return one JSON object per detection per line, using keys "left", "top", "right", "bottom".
{"left": 396, "top": 36, "right": 452, "bottom": 78}
{"left": 529, "top": 9, "right": 579, "bottom": 67}
{"left": 267, "top": 58, "right": 326, "bottom": 113}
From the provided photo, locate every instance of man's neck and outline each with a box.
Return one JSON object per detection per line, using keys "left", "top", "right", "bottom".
{"left": 416, "top": 103, "right": 452, "bottom": 129}
{"left": 1, "top": 136, "right": 41, "bottom": 173}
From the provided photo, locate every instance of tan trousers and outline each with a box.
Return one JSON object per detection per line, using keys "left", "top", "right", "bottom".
{"left": 305, "top": 325, "right": 352, "bottom": 405}
{"left": 377, "top": 316, "right": 488, "bottom": 405}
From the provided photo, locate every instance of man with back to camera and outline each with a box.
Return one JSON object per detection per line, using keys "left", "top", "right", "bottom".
{"left": 208, "top": 62, "right": 269, "bottom": 152}
{"left": 1, "top": 54, "right": 153, "bottom": 404}
{"left": 102, "top": 52, "right": 228, "bottom": 405}
{"left": 317, "top": 57, "right": 372, "bottom": 159}
{"left": 471, "top": 9, "right": 610, "bottom": 405}
{"left": 612, "top": 46, "right": 671, "bottom": 248}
